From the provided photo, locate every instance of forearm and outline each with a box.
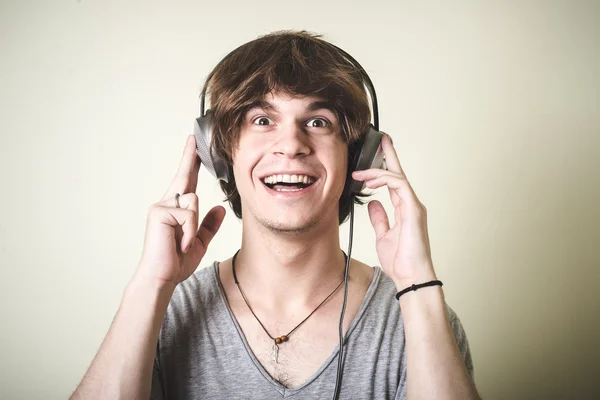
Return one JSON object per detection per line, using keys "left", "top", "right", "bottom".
{"left": 70, "top": 274, "right": 176, "bottom": 400}
{"left": 398, "top": 279, "right": 480, "bottom": 400}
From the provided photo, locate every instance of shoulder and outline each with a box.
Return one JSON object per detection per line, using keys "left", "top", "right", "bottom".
{"left": 350, "top": 264, "right": 404, "bottom": 329}
{"left": 162, "top": 262, "right": 222, "bottom": 327}
{"left": 171, "top": 262, "right": 218, "bottom": 301}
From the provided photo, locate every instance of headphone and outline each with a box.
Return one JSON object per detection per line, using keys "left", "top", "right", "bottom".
{"left": 193, "top": 40, "right": 385, "bottom": 194}
{"left": 192, "top": 38, "right": 384, "bottom": 399}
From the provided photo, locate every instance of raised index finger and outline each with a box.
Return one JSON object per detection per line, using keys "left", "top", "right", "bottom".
{"left": 162, "top": 135, "right": 201, "bottom": 201}
{"left": 379, "top": 133, "right": 412, "bottom": 207}
{"left": 380, "top": 133, "right": 404, "bottom": 177}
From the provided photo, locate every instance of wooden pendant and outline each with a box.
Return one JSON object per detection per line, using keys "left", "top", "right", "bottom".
{"left": 271, "top": 336, "right": 289, "bottom": 363}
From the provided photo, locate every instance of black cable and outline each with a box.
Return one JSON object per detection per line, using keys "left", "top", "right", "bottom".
{"left": 332, "top": 200, "right": 354, "bottom": 399}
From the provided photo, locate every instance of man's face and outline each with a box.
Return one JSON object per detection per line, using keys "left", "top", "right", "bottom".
{"left": 232, "top": 91, "right": 348, "bottom": 233}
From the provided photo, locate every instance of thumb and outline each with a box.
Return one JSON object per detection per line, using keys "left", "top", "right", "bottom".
{"left": 367, "top": 200, "right": 390, "bottom": 239}
{"left": 193, "top": 206, "right": 226, "bottom": 252}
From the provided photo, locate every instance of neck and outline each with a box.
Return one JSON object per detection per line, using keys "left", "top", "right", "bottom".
{"left": 234, "top": 214, "right": 347, "bottom": 313}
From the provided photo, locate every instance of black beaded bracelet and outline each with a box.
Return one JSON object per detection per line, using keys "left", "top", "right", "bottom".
{"left": 395, "top": 280, "right": 443, "bottom": 300}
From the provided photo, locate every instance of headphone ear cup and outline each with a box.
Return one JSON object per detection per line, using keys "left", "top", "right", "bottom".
{"left": 349, "top": 124, "right": 384, "bottom": 194}
{"left": 193, "top": 110, "right": 231, "bottom": 182}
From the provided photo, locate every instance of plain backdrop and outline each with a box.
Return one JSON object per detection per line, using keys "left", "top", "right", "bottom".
{"left": 1, "top": 0, "right": 599, "bottom": 399}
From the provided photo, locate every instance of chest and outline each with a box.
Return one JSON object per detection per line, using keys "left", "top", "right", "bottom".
{"left": 231, "top": 298, "right": 358, "bottom": 388}
{"left": 251, "top": 319, "right": 344, "bottom": 386}
{"left": 216, "top": 261, "right": 376, "bottom": 389}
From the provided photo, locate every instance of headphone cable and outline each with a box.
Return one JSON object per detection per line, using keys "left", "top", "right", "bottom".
{"left": 332, "top": 199, "right": 354, "bottom": 399}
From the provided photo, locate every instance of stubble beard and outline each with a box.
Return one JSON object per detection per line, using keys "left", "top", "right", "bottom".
{"left": 255, "top": 212, "right": 321, "bottom": 236}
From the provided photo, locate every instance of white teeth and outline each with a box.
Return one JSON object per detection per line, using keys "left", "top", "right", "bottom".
{"left": 262, "top": 174, "right": 315, "bottom": 185}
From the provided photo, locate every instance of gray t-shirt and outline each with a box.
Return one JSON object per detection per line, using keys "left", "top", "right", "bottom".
{"left": 150, "top": 263, "right": 474, "bottom": 399}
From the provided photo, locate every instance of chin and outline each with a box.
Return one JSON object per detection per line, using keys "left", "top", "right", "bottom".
{"left": 257, "top": 214, "right": 321, "bottom": 235}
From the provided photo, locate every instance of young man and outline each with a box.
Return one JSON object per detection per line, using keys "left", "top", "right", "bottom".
{"left": 70, "top": 31, "right": 480, "bottom": 399}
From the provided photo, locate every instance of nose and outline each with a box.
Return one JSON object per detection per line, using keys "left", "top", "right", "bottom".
{"left": 271, "top": 123, "right": 311, "bottom": 158}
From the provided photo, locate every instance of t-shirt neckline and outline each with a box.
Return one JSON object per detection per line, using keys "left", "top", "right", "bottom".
{"left": 212, "top": 261, "right": 382, "bottom": 396}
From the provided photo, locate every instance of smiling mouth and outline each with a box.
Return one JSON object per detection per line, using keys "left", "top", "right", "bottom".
{"left": 261, "top": 174, "right": 317, "bottom": 192}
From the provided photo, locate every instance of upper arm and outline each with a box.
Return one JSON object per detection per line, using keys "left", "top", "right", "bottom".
{"left": 447, "top": 305, "right": 475, "bottom": 382}
{"left": 149, "top": 342, "right": 165, "bottom": 400}
{"left": 395, "top": 304, "right": 476, "bottom": 400}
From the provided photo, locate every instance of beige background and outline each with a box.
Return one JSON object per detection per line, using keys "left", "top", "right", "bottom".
{"left": 1, "top": 0, "right": 598, "bottom": 399}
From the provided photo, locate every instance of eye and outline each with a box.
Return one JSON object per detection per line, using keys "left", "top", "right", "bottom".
{"left": 306, "top": 118, "right": 329, "bottom": 128}
{"left": 252, "top": 116, "right": 273, "bottom": 126}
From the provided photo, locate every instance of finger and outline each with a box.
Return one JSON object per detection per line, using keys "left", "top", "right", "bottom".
{"left": 363, "top": 174, "right": 422, "bottom": 217}
{"left": 355, "top": 169, "right": 406, "bottom": 208}
{"left": 352, "top": 169, "right": 402, "bottom": 206}
{"left": 151, "top": 193, "right": 199, "bottom": 252}
{"left": 352, "top": 168, "right": 399, "bottom": 181}
{"left": 178, "top": 194, "right": 199, "bottom": 252}
{"left": 162, "top": 135, "right": 201, "bottom": 201}
{"left": 153, "top": 192, "right": 199, "bottom": 212}
{"left": 194, "top": 206, "right": 226, "bottom": 253}
{"left": 379, "top": 134, "right": 409, "bottom": 205}
{"left": 367, "top": 200, "right": 390, "bottom": 239}
{"left": 147, "top": 205, "right": 199, "bottom": 253}
{"left": 380, "top": 133, "right": 405, "bottom": 178}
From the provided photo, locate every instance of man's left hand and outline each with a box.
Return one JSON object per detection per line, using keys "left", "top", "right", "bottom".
{"left": 351, "top": 134, "right": 438, "bottom": 290}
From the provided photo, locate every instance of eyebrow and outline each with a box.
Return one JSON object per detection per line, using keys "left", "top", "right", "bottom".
{"left": 246, "top": 99, "right": 336, "bottom": 114}
{"left": 307, "top": 100, "right": 336, "bottom": 113}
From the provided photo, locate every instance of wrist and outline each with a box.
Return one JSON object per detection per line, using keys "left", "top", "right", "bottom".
{"left": 397, "top": 284, "right": 446, "bottom": 322}
{"left": 127, "top": 273, "right": 177, "bottom": 299}
{"left": 392, "top": 269, "right": 439, "bottom": 292}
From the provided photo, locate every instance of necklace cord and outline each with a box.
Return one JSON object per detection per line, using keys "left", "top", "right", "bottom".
{"left": 231, "top": 251, "right": 347, "bottom": 342}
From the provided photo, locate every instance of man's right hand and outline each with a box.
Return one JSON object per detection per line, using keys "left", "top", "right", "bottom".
{"left": 135, "top": 134, "right": 226, "bottom": 288}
